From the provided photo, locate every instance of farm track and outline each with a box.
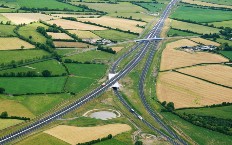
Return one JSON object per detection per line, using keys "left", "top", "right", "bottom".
{"left": 0, "top": 0, "right": 183, "bottom": 144}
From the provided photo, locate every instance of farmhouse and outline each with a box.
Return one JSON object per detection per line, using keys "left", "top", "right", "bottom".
{"left": 181, "top": 45, "right": 217, "bottom": 51}
{"left": 96, "top": 39, "right": 112, "bottom": 45}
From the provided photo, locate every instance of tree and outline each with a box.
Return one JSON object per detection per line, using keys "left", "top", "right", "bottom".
{"left": 135, "top": 141, "right": 143, "bottom": 145}
{"left": 29, "top": 35, "right": 32, "bottom": 39}
{"left": 42, "top": 70, "right": 52, "bottom": 77}
{"left": 167, "top": 102, "right": 175, "bottom": 112}
{"left": 21, "top": 45, "right": 25, "bottom": 50}
{"left": 161, "top": 101, "right": 166, "bottom": 106}
{"left": 1, "top": 111, "right": 8, "bottom": 118}
{"left": 0, "top": 88, "right": 5, "bottom": 94}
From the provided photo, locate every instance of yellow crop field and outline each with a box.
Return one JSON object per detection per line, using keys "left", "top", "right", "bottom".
{"left": 160, "top": 39, "right": 228, "bottom": 70}
{"left": 69, "top": 30, "right": 101, "bottom": 39}
{"left": 178, "top": 64, "right": 232, "bottom": 87}
{"left": 181, "top": 0, "right": 232, "bottom": 9}
{"left": 0, "top": 119, "right": 23, "bottom": 130}
{"left": 2, "top": 13, "right": 55, "bottom": 24}
{"left": 51, "top": 14, "right": 100, "bottom": 18}
{"left": 0, "top": 37, "right": 34, "bottom": 50}
{"left": 47, "top": 32, "right": 73, "bottom": 40}
{"left": 47, "top": 19, "right": 107, "bottom": 30}
{"left": 44, "top": 124, "right": 131, "bottom": 145}
{"left": 111, "top": 47, "right": 124, "bottom": 52}
{"left": 78, "top": 16, "right": 146, "bottom": 33}
{"left": 190, "top": 38, "right": 220, "bottom": 46}
{"left": 0, "top": 99, "right": 35, "bottom": 118}
{"left": 157, "top": 72, "right": 232, "bottom": 108}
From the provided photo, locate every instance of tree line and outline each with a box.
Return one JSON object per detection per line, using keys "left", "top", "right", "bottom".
{"left": 0, "top": 111, "right": 30, "bottom": 121}
{"left": 0, "top": 70, "right": 67, "bottom": 77}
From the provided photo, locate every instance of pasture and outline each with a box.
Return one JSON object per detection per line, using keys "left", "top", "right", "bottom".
{"left": 0, "top": 119, "right": 23, "bottom": 130}
{"left": 178, "top": 64, "right": 232, "bottom": 87}
{"left": 181, "top": 0, "right": 232, "bottom": 9}
{"left": 210, "top": 20, "right": 232, "bottom": 28}
{"left": 136, "top": 3, "right": 165, "bottom": 13}
{"left": 216, "top": 38, "right": 232, "bottom": 46}
{"left": 198, "top": 0, "right": 232, "bottom": 6}
{"left": 93, "top": 30, "right": 137, "bottom": 41}
{"left": 44, "top": 124, "right": 131, "bottom": 144}
{"left": 1, "top": 13, "right": 54, "bottom": 24}
{"left": 47, "top": 19, "right": 106, "bottom": 31}
{"left": 0, "top": 24, "right": 16, "bottom": 37}
{"left": 170, "top": 19, "right": 220, "bottom": 34}
{"left": 0, "top": 37, "right": 34, "bottom": 50}
{"left": 18, "top": 23, "right": 48, "bottom": 44}
{"left": 68, "top": 30, "right": 100, "bottom": 39}
{"left": 170, "top": 5, "right": 232, "bottom": 23}
{"left": 0, "top": 50, "right": 50, "bottom": 65}
{"left": 190, "top": 38, "right": 220, "bottom": 46}
{"left": 65, "top": 77, "right": 96, "bottom": 93}
{"left": 160, "top": 39, "right": 228, "bottom": 70}
{"left": 167, "top": 28, "right": 199, "bottom": 37}
{"left": 78, "top": 16, "right": 146, "bottom": 33}
{"left": 157, "top": 71, "right": 232, "bottom": 108}
{"left": 95, "top": 139, "right": 125, "bottom": 145}
{"left": 54, "top": 41, "right": 92, "bottom": 48}
{"left": 0, "top": 14, "right": 9, "bottom": 23}
{"left": 219, "top": 51, "right": 232, "bottom": 60}
{"left": 47, "top": 32, "right": 73, "bottom": 40}
{"left": 0, "top": 77, "right": 66, "bottom": 94}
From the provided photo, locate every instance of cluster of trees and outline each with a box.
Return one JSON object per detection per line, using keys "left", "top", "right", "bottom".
{"left": 0, "top": 111, "right": 30, "bottom": 121}
{"left": 175, "top": 112, "right": 232, "bottom": 135}
{"left": 219, "top": 27, "right": 232, "bottom": 40}
{"left": 64, "top": 59, "right": 96, "bottom": 64}
{"left": 97, "top": 45, "right": 116, "bottom": 54}
{"left": 135, "top": 141, "right": 143, "bottom": 145}
{"left": 161, "top": 101, "right": 175, "bottom": 112}
{"left": 0, "top": 21, "right": 12, "bottom": 25}
{"left": 0, "top": 88, "right": 5, "bottom": 94}
{"left": 77, "top": 134, "right": 113, "bottom": 145}
{"left": 201, "top": 33, "right": 220, "bottom": 40}
{"left": 168, "top": 28, "right": 200, "bottom": 37}
{"left": 36, "top": 26, "right": 55, "bottom": 48}
{"left": 219, "top": 43, "right": 232, "bottom": 51}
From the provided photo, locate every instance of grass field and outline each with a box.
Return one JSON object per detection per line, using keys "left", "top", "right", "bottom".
{"left": 65, "top": 77, "right": 96, "bottom": 93}
{"left": 216, "top": 38, "right": 232, "bottom": 46}
{"left": 198, "top": 0, "right": 232, "bottom": 6}
{"left": 176, "top": 105, "right": 232, "bottom": 119}
{"left": 16, "top": 133, "right": 69, "bottom": 145}
{"left": 79, "top": 16, "right": 146, "bottom": 33}
{"left": 170, "top": 5, "right": 232, "bottom": 23}
{"left": 219, "top": 51, "right": 232, "bottom": 60}
{"left": 44, "top": 124, "right": 131, "bottom": 144}
{"left": 93, "top": 30, "right": 137, "bottom": 41}
{"left": 54, "top": 41, "right": 92, "bottom": 48}
{"left": 47, "top": 32, "right": 73, "bottom": 40}
{"left": 0, "top": 77, "right": 66, "bottom": 94}
{"left": 162, "top": 112, "right": 232, "bottom": 145}
{"left": 0, "top": 119, "right": 23, "bottom": 130}
{"left": 47, "top": 19, "right": 106, "bottom": 31}
{"left": 64, "top": 50, "right": 113, "bottom": 63}
{"left": 190, "top": 38, "right": 220, "bottom": 46}
{"left": 18, "top": 23, "right": 48, "bottom": 44}
{"left": 160, "top": 39, "right": 228, "bottom": 70}
{"left": 136, "top": 2, "right": 165, "bottom": 12}
{"left": 167, "top": 28, "right": 199, "bottom": 37}
{"left": 157, "top": 71, "right": 232, "bottom": 108}
{"left": 0, "top": 37, "right": 34, "bottom": 50}
{"left": 171, "top": 19, "right": 220, "bottom": 34}
{"left": 95, "top": 139, "right": 125, "bottom": 145}
{"left": 0, "top": 50, "right": 50, "bottom": 65}
{"left": 0, "top": 14, "right": 9, "bottom": 23}
{"left": 178, "top": 64, "right": 232, "bottom": 87}
{"left": 210, "top": 20, "right": 232, "bottom": 28}
{"left": 17, "top": 0, "right": 84, "bottom": 11}
{"left": 182, "top": 0, "right": 232, "bottom": 9}
{"left": 68, "top": 30, "right": 101, "bottom": 39}
{"left": 0, "top": 60, "right": 67, "bottom": 76}
{"left": 2, "top": 13, "right": 54, "bottom": 24}
{"left": 0, "top": 24, "right": 16, "bottom": 37}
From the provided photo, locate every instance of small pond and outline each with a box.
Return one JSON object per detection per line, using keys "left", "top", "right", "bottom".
{"left": 89, "top": 111, "right": 117, "bottom": 120}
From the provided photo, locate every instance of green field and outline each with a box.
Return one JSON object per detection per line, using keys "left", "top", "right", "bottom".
{"left": 0, "top": 119, "right": 23, "bottom": 130}
{"left": 64, "top": 50, "right": 114, "bottom": 63}
{"left": 136, "top": 3, "right": 165, "bottom": 13}
{"left": 95, "top": 139, "right": 126, "bottom": 145}
{"left": 171, "top": 5, "right": 232, "bottom": 23}
{"left": 0, "top": 14, "right": 9, "bottom": 23}
{"left": 167, "top": 28, "right": 199, "bottom": 37}
{"left": 17, "top": 0, "right": 84, "bottom": 11}
{"left": 93, "top": 30, "right": 137, "bottom": 42}
{"left": 162, "top": 112, "right": 232, "bottom": 145}
{"left": 18, "top": 23, "right": 48, "bottom": 44}
{"left": 0, "top": 77, "right": 66, "bottom": 94}
{"left": 0, "top": 24, "right": 16, "bottom": 37}
{"left": 171, "top": 19, "right": 220, "bottom": 34}
{"left": 0, "top": 50, "right": 50, "bottom": 65}
{"left": 216, "top": 38, "right": 232, "bottom": 46}
{"left": 176, "top": 106, "right": 232, "bottom": 119}
{"left": 0, "top": 60, "right": 67, "bottom": 76}
{"left": 210, "top": 20, "right": 232, "bottom": 28}
{"left": 219, "top": 51, "right": 232, "bottom": 60}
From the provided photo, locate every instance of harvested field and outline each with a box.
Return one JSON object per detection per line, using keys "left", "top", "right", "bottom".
{"left": 51, "top": 14, "right": 100, "bottom": 18}
{"left": 160, "top": 39, "right": 228, "bottom": 70}
{"left": 171, "top": 19, "right": 220, "bottom": 34}
{"left": 0, "top": 119, "right": 23, "bottom": 130}
{"left": 1, "top": 13, "right": 54, "bottom": 24}
{"left": 54, "top": 41, "right": 92, "bottom": 48}
{"left": 111, "top": 47, "right": 124, "bottom": 52}
{"left": 78, "top": 16, "right": 146, "bottom": 33}
{"left": 44, "top": 124, "right": 131, "bottom": 145}
{"left": 190, "top": 38, "right": 220, "bottom": 46}
{"left": 0, "top": 37, "right": 34, "bottom": 50}
{"left": 47, "top": 19, "right": 106, "bottom": 30}
{"left": 47, "top": 32, "right": 73, "bottom": 40}
{"left": 157, "top": 72, "right": 232, "bottom": 108}
{"left": 178, "top": 64, "right": 232, "bottom": 87}
{"left": 181, "top": 0, "right": 232, "bottom": 9}
{"left": 160, "top": 18, "right": 172, "bottom": 37}
{"left": 69, "top": 30, "right": 100, "bottom": 39}
{"left": 0, "top": 99, "right": 35, "bottom": 118}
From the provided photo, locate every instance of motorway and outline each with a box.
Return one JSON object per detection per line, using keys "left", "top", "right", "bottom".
{"left": 0, "top": 0, "right": 180, "bottom": 144}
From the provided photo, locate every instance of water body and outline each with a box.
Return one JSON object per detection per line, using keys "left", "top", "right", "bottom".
{"left": 89, "top": 111, "right": 117, "bottom": 120}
